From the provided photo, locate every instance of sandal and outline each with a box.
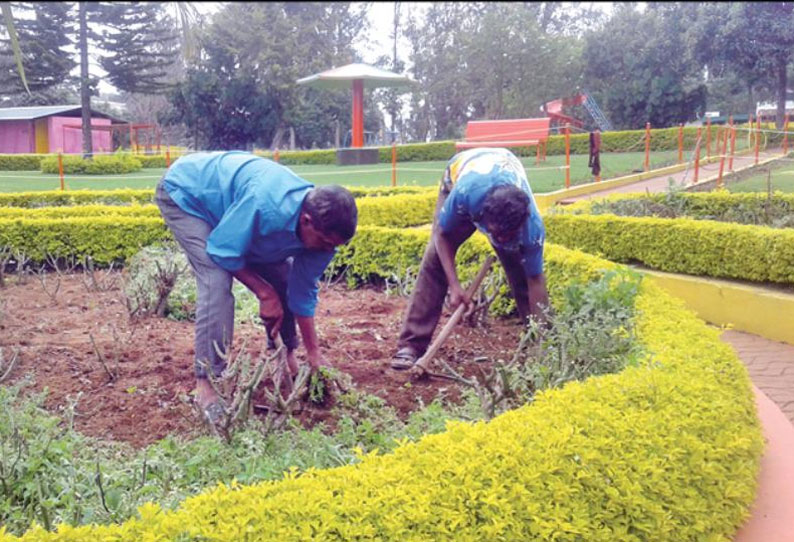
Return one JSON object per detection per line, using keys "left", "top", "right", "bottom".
{"left": 390, "top": 347, "right": 419, "bottom": 371}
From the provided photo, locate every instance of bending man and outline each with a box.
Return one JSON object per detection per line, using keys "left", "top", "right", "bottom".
{"left": 155, "top": 151, "right": 357, "bottom": 426}
{"left": 391, "top": 147, "right": 549, "bottom": 370}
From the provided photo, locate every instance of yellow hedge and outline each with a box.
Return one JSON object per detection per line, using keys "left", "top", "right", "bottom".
{"left": 0, "top": 186, "right": 436, "bottom": 208}
{"left": 0, "top": 238, "right": 762, "bottom": 541}
{"left": 544, "top": 212, "right": 794, "bottom": 284}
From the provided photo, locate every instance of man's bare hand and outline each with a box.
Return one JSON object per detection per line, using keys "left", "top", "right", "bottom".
{"left": 448, "top": 281, "right": 470, "bottom": 311}
{"left": 259, "top": 295, "right": 284, "bottom": 339}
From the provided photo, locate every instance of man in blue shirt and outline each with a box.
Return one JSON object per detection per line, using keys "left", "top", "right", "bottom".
{"left": 155, "top": 151, "right": 357, "bottom": 426}
{"left": 391, "top": 147, "right": 549, "bottom": 370}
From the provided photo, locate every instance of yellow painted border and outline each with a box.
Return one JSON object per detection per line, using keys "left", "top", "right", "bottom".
{"left": 642, "top": 268, "right": 794, "bottom": 346}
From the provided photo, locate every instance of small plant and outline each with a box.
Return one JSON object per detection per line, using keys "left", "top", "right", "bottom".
{"left": 87, "top": 322, "right": 139, "bottom": 382}
{"left": 0, "top": 347, "right": 19, "bottom": 383}
{"left": 80, "top": 256, "right": 119, "bottom": 293}
{"left": 439, "top": 269, "right": 645, "bottom": 420}
{"left": 122, "top": 244, "right": 189, "bottom": 319}
{"left": 0, "top": 246, "right": 12, "bottom": 288}
{"left": 384, "top": 266, "right": 418, "bottom": 297}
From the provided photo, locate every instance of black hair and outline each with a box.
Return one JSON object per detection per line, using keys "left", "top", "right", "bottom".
{"left": 481, "top": 184, "right": 530, "bottom": 233}
{"left": 303, "top": 185, "right": 358, "bottom": 241}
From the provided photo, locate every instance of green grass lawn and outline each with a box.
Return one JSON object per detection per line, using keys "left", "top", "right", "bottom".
{"left": 727, "top": 167, "right": 794, "bottom": 193}
{"left": 0, "top": 150, "right": 680, "bottom": 194}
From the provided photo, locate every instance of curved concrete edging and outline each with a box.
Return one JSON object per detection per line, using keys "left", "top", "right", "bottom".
{"left": 642, "top": 269, "right": 794, "bottom": 346}
{"left": 733, "top": 385, "right": 794, "bottom": 542}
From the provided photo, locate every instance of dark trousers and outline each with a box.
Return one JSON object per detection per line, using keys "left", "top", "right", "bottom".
{"left": 396, "top": 185, "right": 531, "bottom": 356}
{"left": 155, "top": 180, "right": 297, "bottom": 378}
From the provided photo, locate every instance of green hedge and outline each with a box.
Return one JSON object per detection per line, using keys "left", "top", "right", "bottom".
{"left": 560, "top": 191, "right": 794, "bottom": 227}
{"left": 0, "top": 186, "right": 435, "bottom": 208}
{"left": 0, "top": 154, "right": 44, "bottom": 171}
{"left": 40, "top": 153, "right": 143, "bottom": 175}
{"left": 0, "top": 232, "right": 762, "bottom": 542}
{"left": 545, "top": 213, "right": 794, "bottom": 284}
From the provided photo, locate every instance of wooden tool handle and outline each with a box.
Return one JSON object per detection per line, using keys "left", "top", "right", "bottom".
{"left": 414, "top": 256, "right": 496, "bottom": 372}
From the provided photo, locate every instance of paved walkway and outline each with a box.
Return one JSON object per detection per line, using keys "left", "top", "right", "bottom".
{"left": 561, "top": 149, "right": 780, "bottom": 203}
{"left": 721, "top": 330, "right": 794, "bottom": 425}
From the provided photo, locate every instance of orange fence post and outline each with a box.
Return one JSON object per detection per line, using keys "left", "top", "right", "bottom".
{"left": 644, "top": 122, "right": 651, "bottom": 171}
{"left": 748, "top": 114, "right": 754, "bottom": 151}
{"left": 706, "top": 117, "right": 711, "bottom": 159}
{"left": 784, "top": 114, "right": 789, "bottom": 156}
{"left": 564, "top": 123, "right": 571, "bottom": 189}
{"left": 755, "top": 117, "right": 760, "bottom": 165}
{"left": 58, "top": 151, "right": 64, "bottom": 191}
{"left": 729, "top": 116, "right": 736, "bottom": 171}
{"left": 717, "top": 125, "right": 729, "bottom": 189}
{"left": 165, "top": 144, "right": 171, "bottom": 168}
{"left": 693, "top": 127, "right": 702, "bottom": 184}
{"left": 391, "top": 143, "right": 397, "bottom": 187}
{"left": 274, "top": 148, "right": 280, "bottom": 163}
{"left": 678, "top": 124, "right": 683, "bottom": 164}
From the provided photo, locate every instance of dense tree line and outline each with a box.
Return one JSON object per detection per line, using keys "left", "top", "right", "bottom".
{"left": 3, "top": 2, "right": 794, "bottom": 151}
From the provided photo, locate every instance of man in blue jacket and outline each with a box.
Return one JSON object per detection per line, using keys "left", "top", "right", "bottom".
{"left": 391, "top": 147, "right": 549, "bottom": 370}
{"left": 155, "top": 151, "right": 357, "bottom": 427}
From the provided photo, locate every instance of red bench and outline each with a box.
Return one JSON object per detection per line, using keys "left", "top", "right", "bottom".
{"left": 456, "top": 117, "right": 551, "bottom": 162}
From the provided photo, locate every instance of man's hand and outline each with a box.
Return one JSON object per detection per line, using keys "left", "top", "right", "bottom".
{"left": 448, "top": 281, "right": 470, "bottom": 311}
{"left": 306, "top": 349, "right": 331, "bottom": 371}
{"left": 258, "top": 295, "right": 284, "bottom": 340}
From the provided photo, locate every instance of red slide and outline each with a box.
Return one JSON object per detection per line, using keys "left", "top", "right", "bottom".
{"left": 543, "top": 93, "right": 587, "bottom": 128}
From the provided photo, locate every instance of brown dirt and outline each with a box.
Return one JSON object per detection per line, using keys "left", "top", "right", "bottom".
{"left": 0, "top": 272, "right": 523, "bottom": 449}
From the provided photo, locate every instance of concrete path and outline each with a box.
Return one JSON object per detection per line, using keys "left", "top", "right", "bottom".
{"left": 561, "top": 150, "right": 779, "bottom": 203}
{"left": 721, "top": 330, "right": 794, "bottom": 425}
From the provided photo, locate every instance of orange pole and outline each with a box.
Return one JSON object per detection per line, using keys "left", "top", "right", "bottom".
{"left": 391, "top": 143, "right": 397, "bottom": 187}
{"left": 729, "top": 116, "right": 736, "bottom": 171}
{"left": 564, "top": 123, "right": 571, "bottom": 189}
{"left": 351, "top": 79, "right": 364, "bottom": 148}
{"left": 706, "top": 117, "right": 711, "bottom": 159}
{"left": 678, "top": 124, "right": 683, "bottom": 164}
{"left": 274, "top": 148, "right": 280, "bottom": 163}
{"left": 784, "top": 114, "right": 789, "bottom": 156}
{"left": 748, "top": 114, "right": 754, "bottom": 150}
{"left": 755, "top": 117, "right": 760, "bottom": 165}
{"left": 717, "top": 126, "right": 729, "bottom": 189}
{"left": 165, "top": 143, "right": 171, "bottom": 168}
{"left": 694, "top": 127, "right": 702, "bottom": 184}
{"left": 58, "top": 151, "right": 64, "bottom": 191}
{"left": 644, "top": 122, "right": 650, "bottom": 171}
{"left": 542, "top": 140, "right": 547, "bottom": 161}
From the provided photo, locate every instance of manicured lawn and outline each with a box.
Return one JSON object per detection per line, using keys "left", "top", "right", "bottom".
{"left": 0, "top": 150, "right": 680, "bottom": 194}
{"left": 727, "top": 167, "right": 794, "bottom": 193}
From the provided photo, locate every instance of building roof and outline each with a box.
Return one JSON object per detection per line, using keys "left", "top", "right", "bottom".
{"left": 0, "top": 104, "right": 126, "bottom": 123}
{"left": 296, "top": 63, "right": 417, "bottom": 90}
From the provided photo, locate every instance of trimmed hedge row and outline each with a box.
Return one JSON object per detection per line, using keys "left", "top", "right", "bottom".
{"left": 40, "top": 154, "right": 143, "bottom": 175}
{"left": 559, "top": 190, "right": 794, "bottom": 221}
{"left": 0, "top": 186, "right": 435, "bottom": 208}
{"left": 545, "top": 213, "right": 794, "bottom": 284}
{"left": 0, "top": 193, "right": 437, "bottom": 230}
{"left": 0, "top": 232, "right": 762, "bottom": 542}
{"left": 0, "top": 154, "right": 43, "bottom": 171}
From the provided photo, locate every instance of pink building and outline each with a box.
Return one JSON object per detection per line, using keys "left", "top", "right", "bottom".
{"left": 0, "top": 105, "right": 126, "bottom": 154}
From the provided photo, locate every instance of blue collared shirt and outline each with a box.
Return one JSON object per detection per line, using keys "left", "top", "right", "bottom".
{"left": 437, "top": 148, "right": 545, "bottom": 277}
{"left": 162, "top": 151, "right": 334, "bottom": 317}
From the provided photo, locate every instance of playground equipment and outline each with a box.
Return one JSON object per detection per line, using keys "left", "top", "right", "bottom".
{"left": 542, "top": 90, "right": 612, "bottom": 132}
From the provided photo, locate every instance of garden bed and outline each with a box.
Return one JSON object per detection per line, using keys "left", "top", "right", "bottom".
{"left": 0, "top": 272, "right": 522, "bottom": 449}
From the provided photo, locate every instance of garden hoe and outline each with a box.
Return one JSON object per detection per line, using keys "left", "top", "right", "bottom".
{"left": 411, "top": 255, "right": 495, "bottom": 378}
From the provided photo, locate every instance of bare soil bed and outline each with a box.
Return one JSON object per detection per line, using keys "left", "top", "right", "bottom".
{"left": 0, "top": 272, "right": 524, "bottom": 448}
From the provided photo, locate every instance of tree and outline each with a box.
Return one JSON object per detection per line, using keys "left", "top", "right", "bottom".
{"left": 690, "top": 2, "right": 794, "bottom": 128}
{"left": 165, "top": 2, "right": 372, "bottom": 150}
{"left": 582, "top": 3, "right": 706, "bottom": 129}
{"left": 0, "top": 2, "right": 74, "bottom": 93}
{"left": 2, "top": 2, "right": 180, "bottom": 155}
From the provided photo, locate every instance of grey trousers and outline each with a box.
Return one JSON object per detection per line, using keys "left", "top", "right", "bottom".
{"left": 396, "top": 184, "right": 531, "bottom": 356}
{"left": 155, "top": 180, "right": 298, "bottom": 378}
